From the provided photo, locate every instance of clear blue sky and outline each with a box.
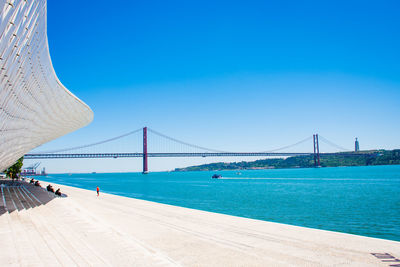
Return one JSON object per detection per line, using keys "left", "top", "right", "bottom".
{"left": 28, "top": 0, "right": 400, "bottom": 172}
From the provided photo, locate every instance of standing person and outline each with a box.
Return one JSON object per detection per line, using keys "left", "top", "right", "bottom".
{"left": 96, "top": 186, "right": 99, "bottom": 197}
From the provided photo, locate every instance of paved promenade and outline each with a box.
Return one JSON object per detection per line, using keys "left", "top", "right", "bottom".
{"left": 0, "top": 181, "right": 399, "bottom": 266}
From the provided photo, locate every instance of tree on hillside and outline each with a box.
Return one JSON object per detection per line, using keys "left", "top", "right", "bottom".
{"left": 3, "top": 157, "right": 24, "bottom": 179}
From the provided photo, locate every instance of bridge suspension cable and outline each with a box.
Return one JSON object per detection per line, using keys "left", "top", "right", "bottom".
{"left": 147, "top": 128, "right": 228, "bottom": 153}
{"left": 35, "top": 128, "right": 143, "bottom": 153}
{"left": 261, "top": 136, "right": 313, "bottom": 153}
{"left": 148, "top": 128, "right": 313, "bottom": 153}
{"left": 318, "top": 135, "right": 351, "bottom": 152}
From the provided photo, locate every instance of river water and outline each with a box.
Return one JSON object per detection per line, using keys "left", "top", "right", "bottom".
{"left": 38, "top": 165, "right": 400, "bottom": 241}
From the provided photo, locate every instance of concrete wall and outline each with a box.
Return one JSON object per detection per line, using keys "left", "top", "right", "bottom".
{"left": 0, "top": 0, "right": 93, "bottom": 171}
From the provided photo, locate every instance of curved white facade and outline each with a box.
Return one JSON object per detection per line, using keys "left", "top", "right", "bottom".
{"left": 0, "top": 0, "right": 93, "bottom": 171}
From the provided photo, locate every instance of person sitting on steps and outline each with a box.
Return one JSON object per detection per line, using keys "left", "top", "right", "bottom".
{"left": 46, "top": 184, "right": 54, "bottom": 193}
{"left": 55, "top": 188, "right": 62, "bottom": 196}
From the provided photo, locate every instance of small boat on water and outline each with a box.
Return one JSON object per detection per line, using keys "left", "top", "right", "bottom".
{"left": 212, "top": 174, "right": 222, "bottom": 179}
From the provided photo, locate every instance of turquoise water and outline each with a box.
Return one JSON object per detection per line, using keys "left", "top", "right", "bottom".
{"left": 38, "top": 165, "right": 400, "bottom": 241}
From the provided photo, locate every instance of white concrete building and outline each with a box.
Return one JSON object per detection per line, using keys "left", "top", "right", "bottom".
{"left": 0, "top": 0, "right": 93, "bottom": 171}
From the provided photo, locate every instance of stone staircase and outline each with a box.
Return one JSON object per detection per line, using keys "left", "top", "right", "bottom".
{"left": 0, "top": 182, "right": 178, "bottom": 266}
{"left": 0, "top": 182, "right": 65, "bottom": 266}
{"left": 0, "top": 182, "right": 114, "bottom": 266}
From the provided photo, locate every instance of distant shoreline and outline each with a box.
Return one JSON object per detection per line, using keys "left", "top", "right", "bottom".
{"left": 174, "top": 149, "right": 400, "bottom": 172}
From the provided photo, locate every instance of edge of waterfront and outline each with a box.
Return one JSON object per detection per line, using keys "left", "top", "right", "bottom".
{"left": 1, "top": 179, "right": 399, "bottom": 266}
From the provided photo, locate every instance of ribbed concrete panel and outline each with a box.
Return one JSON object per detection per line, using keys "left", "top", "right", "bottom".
{"left": 0, "top": 0, "right": 94, "bottom": 171}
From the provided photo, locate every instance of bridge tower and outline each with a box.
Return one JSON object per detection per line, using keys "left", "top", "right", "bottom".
{"left": 143, "top": 127, "right": 149, "bottom": 174}
{"left": 313, "top": 134, "right": 320, "bottom": 167}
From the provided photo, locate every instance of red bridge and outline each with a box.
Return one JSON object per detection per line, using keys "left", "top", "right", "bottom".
{"left": 24, "top": 127, "right": 374, "bottom": 173}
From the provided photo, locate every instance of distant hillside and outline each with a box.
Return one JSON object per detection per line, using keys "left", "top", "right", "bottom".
{"left": 174, "top": 149, "right": 400, "bottom": 171}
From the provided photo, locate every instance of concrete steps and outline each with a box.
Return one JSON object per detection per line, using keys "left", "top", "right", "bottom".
{"left": 0, "top": 183, "right": 175, "bottom": 266}
{"left": 1, "top": 186, "right": 44, "bottom": 266}
{"left": 0, "top": 185, "right": 92, "bottom": 266}
{"left": 0, "top": 188, "right": 18, "bottom": 266}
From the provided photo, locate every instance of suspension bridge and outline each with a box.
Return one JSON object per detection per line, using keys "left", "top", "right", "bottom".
{"left": 24, "top": 127, "right": 371, "bottom": 173}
